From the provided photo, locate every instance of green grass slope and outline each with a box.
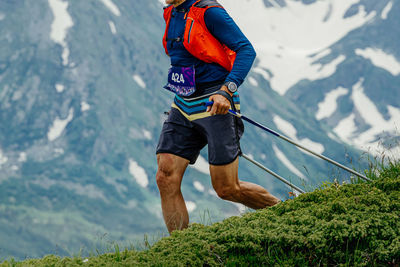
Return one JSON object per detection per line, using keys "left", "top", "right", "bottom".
{"left": 2, "top": 161, "right": 400, "bottom": 266}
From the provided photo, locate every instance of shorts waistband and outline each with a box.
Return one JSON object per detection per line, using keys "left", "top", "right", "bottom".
{"left": 172, "top": 92, "right": 240, "bottom": 121}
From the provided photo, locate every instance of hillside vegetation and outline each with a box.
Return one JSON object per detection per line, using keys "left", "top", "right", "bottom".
{"left": 2, "top": 161, "right": 399, "bottom": 266}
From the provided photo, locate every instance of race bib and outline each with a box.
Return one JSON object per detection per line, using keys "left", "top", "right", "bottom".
{"left": 163, "top": 66, "right": 196, "bottom": 96}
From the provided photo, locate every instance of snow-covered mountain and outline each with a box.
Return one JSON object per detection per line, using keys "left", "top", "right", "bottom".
{"left": 0, "top": 0, "right": 398, "bottom": 260}
{"left": 220, "top": 0, "right": 399, "bottom": 157}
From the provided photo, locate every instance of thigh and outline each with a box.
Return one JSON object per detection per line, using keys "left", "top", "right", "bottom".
{"left": 209, "top": 157, "right": 240, "bottom": 191}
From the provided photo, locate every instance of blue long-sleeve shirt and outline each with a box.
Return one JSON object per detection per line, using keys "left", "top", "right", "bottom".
{"left": 165, "top": 0, "right": 256, "bottom": 94}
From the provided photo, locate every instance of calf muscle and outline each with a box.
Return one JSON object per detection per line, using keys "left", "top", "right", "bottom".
{"left": 210, "top": 157, "right": 280, "bottom": 209}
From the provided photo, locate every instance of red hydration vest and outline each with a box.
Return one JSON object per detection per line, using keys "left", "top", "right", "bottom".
{"left": 162, "top": 0, "right": 236, "bottom": 72}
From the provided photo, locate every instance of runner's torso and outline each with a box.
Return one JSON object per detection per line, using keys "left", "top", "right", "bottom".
{"left": 164, "top": 0, "right": 229, "bottom": 97}
{"left": 163, "top": 0, "right": 256, "bottom": 118}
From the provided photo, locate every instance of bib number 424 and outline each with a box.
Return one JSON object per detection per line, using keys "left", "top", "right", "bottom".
{"left": 172, "top": 73, "right": 185, "bottom": 83}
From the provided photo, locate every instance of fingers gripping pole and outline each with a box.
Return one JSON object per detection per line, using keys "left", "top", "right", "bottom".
{"left": 204, "top": 101, "right": 371, "bottom": 182}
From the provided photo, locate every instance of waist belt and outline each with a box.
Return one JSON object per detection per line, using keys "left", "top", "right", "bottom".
{"left": 172, "top": 92, "right": 240, "bottom": 121}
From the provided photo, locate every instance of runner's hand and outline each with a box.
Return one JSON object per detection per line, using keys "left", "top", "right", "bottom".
{"left": 207, "top": 89, "right": 232, "bottom": 115}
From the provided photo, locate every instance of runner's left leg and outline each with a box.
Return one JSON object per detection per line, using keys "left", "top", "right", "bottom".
{"left": 210, "top": 157, "right": 280, "bottom": 209}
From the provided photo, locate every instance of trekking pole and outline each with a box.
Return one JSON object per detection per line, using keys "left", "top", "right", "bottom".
{"left": 204, "top": 101, "right": 371, "bottom": 182}
{"left": 241, "top": 153, "right": 306, "bottom": 194}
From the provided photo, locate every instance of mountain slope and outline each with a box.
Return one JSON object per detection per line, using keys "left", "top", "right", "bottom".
{"left": 1, "top": 0, "right": 395, "bottom": 259}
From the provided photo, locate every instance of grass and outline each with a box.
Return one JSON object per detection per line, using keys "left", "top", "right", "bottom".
{"left": 1, "top": 160, "right": 399, "bottom": 266}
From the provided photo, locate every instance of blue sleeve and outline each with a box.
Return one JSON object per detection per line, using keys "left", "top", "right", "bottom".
{"left": 204, "top": 7, "right": 256, "bottom": 87}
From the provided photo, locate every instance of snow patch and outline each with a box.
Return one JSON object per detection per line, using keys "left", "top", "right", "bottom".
{"left": 0, "top": 149, "right": 8, "bottom": 166}
{"left": 104, "top": 176, "right": 127, "bottom": 195}
{"left": 186, "top": 201, "right": 197, "bottom": 213}
{"left": 125, "top": 199, "right": 138, "bottom": 209}
{"left": 18, "top": 152, "right": 27, "bottom": 162}
{"left": 273, "top": 115, "right": 297, "bottom": 139}
{"left": 191, "top": 155, "right": 210, "bottom": 175}
{"left": 99, "top": 0, "right": 121, "bottom": 16}
{"left": 48, "top": 0, "right": 74, "bottom": 66}
{"left": 327, "top": 132, "right": 340, "bottom": 143}
{"left": 333, "top": 79, "right": 400, "bottom": 157}
{"left": 356, "top": 47, "right": 400, "bottom": 76}
{"left": 248, "top": 77, "right": 259, "bottom": 87}
{"left": 133, "top": 74, "right": 146, "bottom": 89}
{"left": 142, "top": 129, "right": 152, "bottom": 140}
{"left": 316, "top": 87, "right": 349, "bottom": 120}
{"left": 233, "top": 203, "right": 246, "bottom": 214}
{"left": 193, "top": 181, "right": 205, "bottom": 192}
{"left": 351, "top": 79, "right": 400, "bottom": 150}
{"left": 55, "top": 84, "right": 65, "bottom": 93}
{"left": 54, "top": 148, "right": 64, "bottom": 155}
{"left": 318, "top": 55, "right": 346, "bottom": 77}
{"left": 352, "top": 79, "right": 380, "bottom": 129}
{"left": 208, "top": 189, "right": 218, "bottom": 197}
{"left": 333, "top": 113, "right": 357, "bottom": 144}
{"left": 273, "top": 144, "right": 306, "bottom": 179}
{"left": 65, "top": 183, "right": 107, "bottom": 201}
{"left": 252, "top": 67, "right": 271, "bottom": 81}
{"left": 129, "top": 128, "right": 152, "bottom": 140}
{"left": 81, "top": 101, "right": 90, "bottom": 112}
{"left": 108, "top": 20, "right": 117, "bottom": 34}
{"left": 381, "top": 1, "right": 393, "bottom": 20}
{"left": 48, "top": 108, "right": 74, "bottom": 141}
{"left": 129, "top": 159, "right": 149, "bottom": 188}
{"left": 33, "top": 178, "right": 108, "bottom": 201}
{"left": 220, "top": 0, "right": 375, "bottom": 94}
{"left": 311, "top": 48, "right": 331, "bottom": 61}
{"left": 273, "top": 115, "right": 325, "bottom": 154}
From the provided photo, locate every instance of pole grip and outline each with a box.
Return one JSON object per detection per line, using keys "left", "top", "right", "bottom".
{"left": 204, "top": 101, "right": 213, "bottom": 107}
{"left": 203, "top": 101, "right": 239, "bottom": 116}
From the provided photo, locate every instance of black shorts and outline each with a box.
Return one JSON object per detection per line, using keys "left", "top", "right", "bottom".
{"left": 156, "top": 96, "right": 244, "bottom": 166}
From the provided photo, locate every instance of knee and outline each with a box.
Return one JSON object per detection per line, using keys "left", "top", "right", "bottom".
{"left": 215, "top": 185, "right": 240, "bottom": 201}
{"left": 156, "top": 164, "right": 180, "bottom": 194}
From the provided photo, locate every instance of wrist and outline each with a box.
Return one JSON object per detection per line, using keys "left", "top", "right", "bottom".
{"left": 223, "top": 81, "right": 238, "bottom": 95}
{"left": 221, "top": 85, "right": 234, "bottom": 97}
{"left": 215, "top": 89, "right": 233, "bottom": 102}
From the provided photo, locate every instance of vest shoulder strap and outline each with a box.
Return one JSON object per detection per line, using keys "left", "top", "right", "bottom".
{"left": 193, "top": 0, "right": 222, "bottom": 8}
{"left": 163, "top": 5, "right": 173, "bottom": 21}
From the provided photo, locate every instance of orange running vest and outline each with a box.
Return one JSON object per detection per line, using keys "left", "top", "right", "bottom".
{"left": 162, "top": 0, "right": 236, "bottom": 72}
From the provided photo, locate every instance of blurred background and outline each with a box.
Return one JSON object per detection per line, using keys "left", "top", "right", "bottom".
{"left": 0, "top": 0, "right": 398, "bottom": 260}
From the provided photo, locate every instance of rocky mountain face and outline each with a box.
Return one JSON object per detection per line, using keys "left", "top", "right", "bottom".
{"left": 0, "top": 0, "right": 398, "bottom": 259}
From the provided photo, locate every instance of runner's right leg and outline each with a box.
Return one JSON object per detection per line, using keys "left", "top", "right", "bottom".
{"left": 156, "top": 153, "right": 190, "bottom": 233}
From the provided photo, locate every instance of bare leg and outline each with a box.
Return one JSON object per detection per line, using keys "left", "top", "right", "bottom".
{"left": 156, "top": 153, "right": 190, "bottom": 233}
{"left": 210, "top": 157, "right": 280, "bottom": 209}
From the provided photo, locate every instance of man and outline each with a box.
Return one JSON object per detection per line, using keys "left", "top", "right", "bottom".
{"left": 156, "top": 0, "right": 280, "bottom": 233}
